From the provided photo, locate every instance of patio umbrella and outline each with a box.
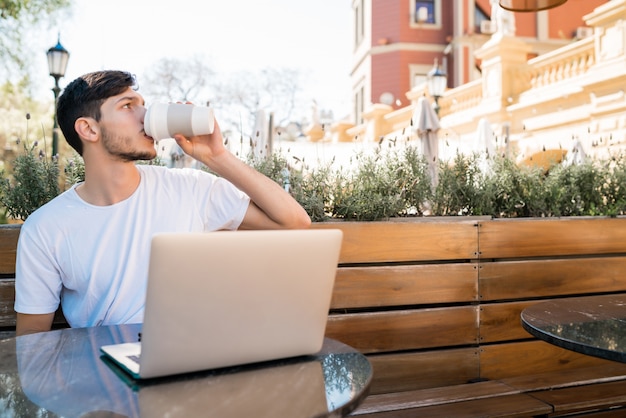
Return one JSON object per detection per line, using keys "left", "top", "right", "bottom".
{"left": 475, "top": 118, "right": 495, "bottom": 156}
{"left": 413, "top": 96, "right": 441, "bottom": 187}
{"left": 252, "top": 109, "right": 268, "bottom": 159}
{"left": 475, "top": 118, "right": 495, "bottom": 174}
{"left": 563, "top": 139, "right": 587, "bottom": 166}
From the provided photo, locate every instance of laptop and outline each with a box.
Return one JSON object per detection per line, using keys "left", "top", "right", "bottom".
{"left": 100, "top": 228, "right": 343, "bottom": 379}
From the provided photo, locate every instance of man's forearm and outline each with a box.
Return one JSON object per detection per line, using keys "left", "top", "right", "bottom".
{"left": 16, "top": 313, "right": 55, "bottom": 336}
{"left": 205, "top": 152, "right": 311, "bottom": 229}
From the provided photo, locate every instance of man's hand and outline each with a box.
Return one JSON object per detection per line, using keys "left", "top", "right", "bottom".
{"left": 173, "top": 119, "right": 228, "bottom": 168}
{"left": 173, "top": 116, "right": 310, "bottom": 230}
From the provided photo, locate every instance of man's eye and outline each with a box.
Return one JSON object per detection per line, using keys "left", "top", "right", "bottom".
{"left": 122, "top": 103, "right": 131, "bottom": 109}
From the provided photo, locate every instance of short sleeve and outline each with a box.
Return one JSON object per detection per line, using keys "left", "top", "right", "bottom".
{"left": 14, "top": 217, "right": 63, "bottom": 315}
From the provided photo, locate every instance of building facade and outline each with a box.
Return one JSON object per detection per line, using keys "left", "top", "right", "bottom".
{"left": 351, "top": 0, "right": 607, "bottom": 126}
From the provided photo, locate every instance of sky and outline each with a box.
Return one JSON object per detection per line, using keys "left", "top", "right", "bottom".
{"left": 32, "top": 0, "right": 353, "bottom": 121}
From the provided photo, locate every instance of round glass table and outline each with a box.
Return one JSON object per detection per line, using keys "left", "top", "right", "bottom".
{"left": 0, "top": 324, "right": 372, "bottom": 417}
{"left": 521, "top": 293, "right": 626, "bottom": 363}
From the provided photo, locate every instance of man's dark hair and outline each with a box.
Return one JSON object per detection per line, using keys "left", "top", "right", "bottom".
{"left": 56, "top": 70, "right": 137, "bottom": 155}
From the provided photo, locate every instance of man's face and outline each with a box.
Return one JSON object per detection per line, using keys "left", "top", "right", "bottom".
{"left": 98, "top": 87, "right": 157, "bottom": 162}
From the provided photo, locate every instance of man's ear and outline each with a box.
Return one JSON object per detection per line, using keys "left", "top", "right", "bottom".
{"left": 74, "top": 117, "right": 99, "bottom": 143}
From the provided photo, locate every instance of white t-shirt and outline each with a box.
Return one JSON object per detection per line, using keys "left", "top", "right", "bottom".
{"left": 14, "top": 165, "right": 250, "bottom": 328}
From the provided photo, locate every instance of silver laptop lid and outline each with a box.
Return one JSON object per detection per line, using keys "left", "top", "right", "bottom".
{"left": 138, "top": 229, "right": 343, "bottom": 378}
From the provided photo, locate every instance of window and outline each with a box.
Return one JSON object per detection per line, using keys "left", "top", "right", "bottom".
{"left": 475, "top": 4, "right": 490, "bottom": 34}
{"left": 410, "top": 64, "right": 434, "bottom": 90}
{"left": 410, "top": 0, "right": 441, "bottom": 28}
{"left": 413, "top": 74, "right": 427, "bottom": 90}
{"left": 415, "top": 0, "right": 435, "bottom": 24}
{"left": 354, "top": 85, "right": 365, "bottom": 125}
{"left": 354, "top": 0, "right": 365, "bottom": 47}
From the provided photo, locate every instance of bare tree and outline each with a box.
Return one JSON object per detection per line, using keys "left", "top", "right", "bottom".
{"left": 141, "top": 55, "right": 216, "bottom": 104}
{"left": 141, "top": 56, "right": 308, "bottom": 141}
{"left": 214, "top": 67, "right": 308, "bottom": 137}
{"left": 0, "top": 0, "right": 71, "bottom": 79}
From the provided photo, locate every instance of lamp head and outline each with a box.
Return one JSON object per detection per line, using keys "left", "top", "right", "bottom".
{"left": 427, "top": 59, "right": 447, "bottom": 99}
{"left": 47, "top": 35, "right": 70, "bottom": 79}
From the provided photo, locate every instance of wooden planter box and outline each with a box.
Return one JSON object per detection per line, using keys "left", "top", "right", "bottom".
{"left": 312, "top": 217, "right": 626, "bottom": 394}
{"left": 0, "top": 224, "right": 20, "bottom": 335}
{"left": 4, "top": 217, "right": 626, "bottom": 396}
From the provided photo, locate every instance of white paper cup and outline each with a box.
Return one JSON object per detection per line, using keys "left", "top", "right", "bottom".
{"left": 144, "top": 103, "right": 215, "bottom": 140}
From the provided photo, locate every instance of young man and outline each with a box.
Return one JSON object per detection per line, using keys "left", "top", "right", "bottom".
{"left": 14, "top": 70, "right": 311, "bottom": 336}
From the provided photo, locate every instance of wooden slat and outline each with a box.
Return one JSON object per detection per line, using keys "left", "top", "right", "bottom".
{"left": 478, "top": 217, "right": 626, "bottom": 259}
{"left": 0, "top": 225, "right": 20, "bottom": 275}
{"left": 479, "top": 301, "right": 538, "bottom": 343}
{"left": 501, "top": 364, "right": 626, "bottom": 392}
{"left": 480, "top": 340, "right": 617, "bottom": 381}
{"left": 0, "top": 330, "right": 15, "bottom": 340}
{"left": 570, "top": 408, "right": 626, "bottom": 417}
{"left": 479, "top": 257, "right": 626, "bottom": 301}
{"left": 354, "top": 394, "right": 552, "bottom": 418}
{"left": 312, "top": 220, "right": 479, "bottom": 263}
{"left": 331, "top": 263, "right": 477, "bottom": 309}
{"left": 326, "top": 306, "right": 479, "bottom": 354}
{"left": 0, "top": 278, "right": 66, "bottom": 330}
{"left": 366, "top": 348, "right": 479, "bottom": 394}
{"left": 0, "top": 278, "right": 16, "bottom": 327}
{"left": 531, "top": 380, "right": 626, "bottom": 416}
{"left": 351, "top": 381, "right": 521, "bottom": 415}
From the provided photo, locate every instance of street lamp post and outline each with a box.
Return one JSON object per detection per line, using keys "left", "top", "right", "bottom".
{"left": 46, "top": 36, "right": 70, "bottom": 159}
{"left": 426, "top": 58, "right": 447, "bottom": 116}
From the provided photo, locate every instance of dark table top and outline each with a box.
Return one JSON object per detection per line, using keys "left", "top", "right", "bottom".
{"left": 521, "top": 293, "right": 626, "bottom": 363}
{"left": 0, "top": 324, "right": 372, "bottom": 417}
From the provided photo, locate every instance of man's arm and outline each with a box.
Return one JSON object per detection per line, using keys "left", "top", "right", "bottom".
{"left": 16, "top": 313, "right": 55, "bottom": 336}
{"left": 174, "top": 120, "right": 311, "bottom": 230}
{"left": 209, "top": 152, "right": 311, "bottom": 230}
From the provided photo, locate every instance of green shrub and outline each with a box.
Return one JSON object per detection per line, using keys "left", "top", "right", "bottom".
{"left": 486, "top": 155, "right": 548, "bottom": 218}
{"left": 5, "top": 127, "right": 626, "bottom": 221}
{"left": 545, "top": 161, "right": 606, "bottom": 216}
{"left": 603, "top": 153, "right": 626, "bottom": 216}
{"left": 0, "top": 113, "right": 88, "bottom": 222}
{"left": 292, "top": 162, "right": 335, "bottom": 222}
{"left": 433, "top": 152, "right": 484, "bottom": 216}
{"left": 332, "top": 149, "right": 405, "bottom": 221}
{"left": 387, "top": 145, "right": 431, "bottom": 216}
{"left": 64, "top": 153, "right": 85, "bottom": 188}
{"left": 248, "top": 143, "right": 626, "bottom": 221}
{"left": 0, "top": 137, "right": 59, "bottom": 221}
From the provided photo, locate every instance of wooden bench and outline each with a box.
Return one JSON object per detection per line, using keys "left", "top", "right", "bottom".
{"left": 0, "top": 224, "right": 67, "bottom": 339}
{"left": 312, "top": 217, "right": 626, "bottom": 417}
{"left": 4, "top": 217, "right": 626, "bottom": 416}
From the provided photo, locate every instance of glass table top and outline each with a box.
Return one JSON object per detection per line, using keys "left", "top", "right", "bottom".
{"left": 0, "top": 324, "right": 372, "bottom": 417}
{"left": 521, "top": 293, "right": 626, "bottom": 363}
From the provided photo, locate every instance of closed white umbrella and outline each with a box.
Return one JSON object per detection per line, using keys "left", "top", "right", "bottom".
{"left": 252, "top": 109, "right": 268, "bottom": 159}
{"left": 475, "top": 118, "right": 495, "bottom": 156}
{"left": 413, "top": 96, "right": 441, "bottom": 188}
{"left": 475, "top": 117, "right": 495, "bottom": 174}
{"left": 563, "top": 139, "right": 587, "bottom": 166}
